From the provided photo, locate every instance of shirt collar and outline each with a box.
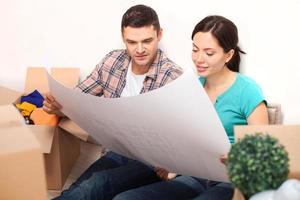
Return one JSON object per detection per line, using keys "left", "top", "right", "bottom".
{"left": 120, "top": 49, "right": 163, "bottom": 80}
{"left": 146, "top": 49, "right": 162, "bottom": 79}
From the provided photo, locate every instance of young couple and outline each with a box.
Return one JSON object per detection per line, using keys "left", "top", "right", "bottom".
{"left": 44, "top": 4, "right": 268, "bottom": 200}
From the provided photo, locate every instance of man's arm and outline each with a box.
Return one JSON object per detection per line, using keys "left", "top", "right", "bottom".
{"left": 75, "top": 63, "right": 104, "bottom": 96}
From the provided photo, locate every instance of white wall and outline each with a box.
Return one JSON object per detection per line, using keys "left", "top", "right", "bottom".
{"left": 1, "top": 0, "right": 300, "bottom": 123}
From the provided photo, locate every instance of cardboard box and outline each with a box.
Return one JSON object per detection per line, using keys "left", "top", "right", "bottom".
{"left": 0, "top": 86, "right": 21, "bottom": 105}
{"left": 0, "top": 105, "right": 47, "bottom": 200}
{"left": 232, "top": 125, "right": 300, "bottom": 200}
{"left": 234, "top": 125, "right": 300, "bottom": 179}
{"left": 13, "top": 67, "right": 88, "bottom": 190}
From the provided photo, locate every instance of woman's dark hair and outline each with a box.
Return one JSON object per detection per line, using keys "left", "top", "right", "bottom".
{"left": 121, "top": 5, "right": 160, "bottom": 33}
{"left": 191, "top": 15, "right": 245, "bottom": 72}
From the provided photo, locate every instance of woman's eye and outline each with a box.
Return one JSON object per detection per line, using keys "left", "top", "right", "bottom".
{"left": 206, "top": 53, "right": 214, "bottom": 56}
{"left": 192, "top": 49, "right": 198, "bottom": 52}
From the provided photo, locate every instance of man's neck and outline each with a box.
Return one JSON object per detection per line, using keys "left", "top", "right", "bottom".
{"left": 131, "top": 63, "right": 150, "bottom": 75}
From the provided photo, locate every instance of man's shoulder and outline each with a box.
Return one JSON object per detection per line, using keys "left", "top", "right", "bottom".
{"left": 99, "top": 49, "right": 129, "bottom": 70}
{"left": 104, "top": 49, "right": 128, "bottom": 60}
{"left": 158, "top": 50, "right": 183, "bottom": 76}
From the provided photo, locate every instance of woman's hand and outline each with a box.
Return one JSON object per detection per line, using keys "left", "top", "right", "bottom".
{"left": 154, "top": 167, "right": 177, "bottom": 180}
{"left": 220, "top": 154, "right": 228, "bottom": 165}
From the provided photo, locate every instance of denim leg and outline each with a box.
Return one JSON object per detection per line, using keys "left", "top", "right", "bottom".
{"left": 54, "top": 151, "right": 130, "bottom": 199}
{"left": 113, "top": 176, "right": 207, "bottom": 200}
{"left": 53, "top": 152, "right": 159, "bottom": 200}
{"left": 192, "top": 181, "right": 234, "bottom": 200}
{"left": 76, "top": 152, "right": 131, "bottom": 184}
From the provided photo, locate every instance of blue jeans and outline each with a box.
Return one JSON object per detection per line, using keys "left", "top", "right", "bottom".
{"left": 53, "top": 151, "right": 160, "bottom": 200}
{"left": 113, "top": 177, "right": 234, "bottom": 200}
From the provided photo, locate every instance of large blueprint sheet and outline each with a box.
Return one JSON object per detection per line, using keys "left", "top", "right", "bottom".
{"left": 48, "top": 67, "right": 231, "bottom": 182}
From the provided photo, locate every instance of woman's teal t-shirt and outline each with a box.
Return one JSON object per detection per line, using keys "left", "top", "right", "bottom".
{"left": 199, "top": 73, "right": 265, "bottom": 144}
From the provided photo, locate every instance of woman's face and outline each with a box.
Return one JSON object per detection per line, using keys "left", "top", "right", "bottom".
{"left": 192, "top": 31, "right": 233, "bottom": 77}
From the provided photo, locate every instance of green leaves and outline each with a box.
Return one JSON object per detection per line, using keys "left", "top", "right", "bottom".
{"left": 227, "top": 133, "right": 289, "bottom": 199}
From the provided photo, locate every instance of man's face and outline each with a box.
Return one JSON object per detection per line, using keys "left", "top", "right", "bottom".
{"left": 122, "top": 25, "right": 162, "bottom": 70}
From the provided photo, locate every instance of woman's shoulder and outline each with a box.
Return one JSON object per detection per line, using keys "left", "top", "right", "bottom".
{"left": 235, "top": 73, "right": 264, "bottom": 99}
{"left": 236, "top": 73, "right": 261, "bottom": 89}
{"left": 237, "top": 73, "right": 257, "bottom": 85}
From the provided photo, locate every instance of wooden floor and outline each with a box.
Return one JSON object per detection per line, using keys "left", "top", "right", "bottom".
{"left": 47, "top": 141, "right": 104, "bottom": 199}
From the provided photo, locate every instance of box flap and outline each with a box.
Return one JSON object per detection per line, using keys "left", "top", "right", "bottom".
{"left": 0, "top": 105, "right": 40, "bottom": 153}
{"left": 234, "top": 125, "right": 300, "bottom": 179}
{"left": 0, "top": 104, "right": 24, "bottom": 124}
{"left": 27, "top": 125, "right": 56, "bottom": 154}
{"left": 0, "top": 126, "right": 41, "bottom": 154}
{"left": 0, "top": 105, "right": 55, "bottom": 154}
{"left": 59, "top": 118, "right": 89, "bottom": 141}
{"left": 25, "top": 67, "right": 49, "bottom": 93}
{"left": 24, "top": 67, "right": 79, "bottom": 94}
{"left": 0, "top": 86, "right": 21, "bottom": 105}
{"left": 51, "top": 68, "right": 80, "bottom": 88}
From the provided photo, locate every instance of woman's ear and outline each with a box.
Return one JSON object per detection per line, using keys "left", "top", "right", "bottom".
{"left": 225, "top": 49, "right": 235, "bottom": 63}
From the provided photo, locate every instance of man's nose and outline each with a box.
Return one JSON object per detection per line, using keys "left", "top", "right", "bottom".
{"left": 137, "top": 43, "right": 144, "bottom": 54}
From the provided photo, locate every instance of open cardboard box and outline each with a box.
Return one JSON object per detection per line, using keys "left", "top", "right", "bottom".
{"left": 0, "top": 105, "right": 47, "bottom": 200}
{"left": 232, "top": 125, "right": 300, "bottom": 200}
{"left": 0, "top": 86, "right": 21, "bottom": 105}
{"left": 12, "top": 67, "right": 89, "bottom": 190}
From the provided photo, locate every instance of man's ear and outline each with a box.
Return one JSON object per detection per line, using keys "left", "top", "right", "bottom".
{"left": 225, "top": 49, "right": 235, "bottom": 63}
{"left": 157, "top": 28, "right": 163, "bottom": 41}
{"left": 121, "top": 32, "right": 125, "bottom": 43}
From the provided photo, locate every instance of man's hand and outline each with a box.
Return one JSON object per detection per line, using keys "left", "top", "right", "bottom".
{"left": 43, "top": 93, "right": 65, "bottom": 117}
{"left": 154, "top": 167, "right": 177, "bottom": 180}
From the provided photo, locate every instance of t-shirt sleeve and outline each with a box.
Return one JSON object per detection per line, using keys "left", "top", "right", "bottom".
{"left": 240, "top": 82, "right": 265, "bottom": 118}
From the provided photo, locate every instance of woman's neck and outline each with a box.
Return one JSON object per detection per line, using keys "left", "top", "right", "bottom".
{"left": 204, "top": 67, "right": 237, "bottom": 103}
{"left": 205, "top": 67, "right": 236, "bottom": 89}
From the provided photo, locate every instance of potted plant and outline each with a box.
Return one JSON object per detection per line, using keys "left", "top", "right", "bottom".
{"left": 227, "top": 133, "right": 289, "bottom": 199}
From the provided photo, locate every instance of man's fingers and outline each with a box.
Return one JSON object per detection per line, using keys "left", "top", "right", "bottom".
{"left": 42, "top": 98, "right": 62, "bottom": 115}
{"left": 45, "top": 93, "right": 55, "bottom": 102}
{"left": 52, "top": 101, "right": 62, "bottom": 109}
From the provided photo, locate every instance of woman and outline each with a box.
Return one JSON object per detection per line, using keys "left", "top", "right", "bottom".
{"left": 113, "top": 15, "right": 269, "bottom": 200}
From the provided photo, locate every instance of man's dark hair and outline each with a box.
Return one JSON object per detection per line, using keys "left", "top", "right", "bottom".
{"left": 121, "top": 4, "right": 160, "bottom": 32}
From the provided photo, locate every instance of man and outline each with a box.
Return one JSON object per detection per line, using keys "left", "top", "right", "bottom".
{"left": 44, "top": 4, "right": 183, "bottom": 200}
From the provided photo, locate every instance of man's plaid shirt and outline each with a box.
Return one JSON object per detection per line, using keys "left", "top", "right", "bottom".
{"left": 76, "top": 49, "right": 183, "bottom": 97}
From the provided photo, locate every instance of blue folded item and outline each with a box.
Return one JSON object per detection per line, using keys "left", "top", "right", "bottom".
{"left": 21, "top": 90, "right": 44, "bottom": 108}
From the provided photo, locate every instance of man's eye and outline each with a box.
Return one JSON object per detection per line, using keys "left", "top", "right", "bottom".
{"left": 144, "top": 40, "right": 153, "bottom": 43}
{"left": 127, "top": 41, "right": 136, "bottom": 44}
{"left": 192, "top": 49, "right": 198, "bottom": 52}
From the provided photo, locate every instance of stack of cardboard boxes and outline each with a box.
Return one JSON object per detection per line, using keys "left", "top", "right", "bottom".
{"left": 0, "top": 67, "right": 89, "bottom": 199}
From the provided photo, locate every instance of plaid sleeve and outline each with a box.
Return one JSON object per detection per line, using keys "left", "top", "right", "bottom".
{"left": 76, "top": 52, "right": 113, "bottom": 96}
{"left": 76, "top": 63, "right": 103, "bottom": 96}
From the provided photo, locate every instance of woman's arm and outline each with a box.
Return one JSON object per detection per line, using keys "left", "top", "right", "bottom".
{"left": 247, "top": 102, "right": 269, "bottom": 125}
{"left": 220, "top": 102, "right": 269, "bottom": 164}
